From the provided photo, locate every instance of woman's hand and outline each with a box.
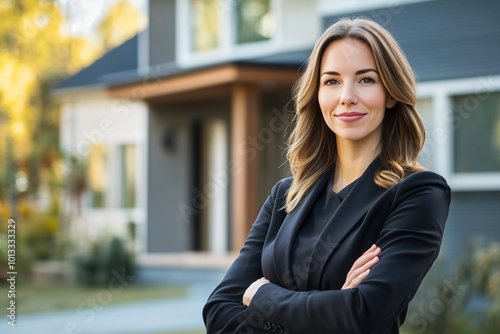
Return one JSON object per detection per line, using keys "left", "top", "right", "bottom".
{"left": 243, "top": 277, "right": 271, "bottom": 306}
{"left": 342, "top": 244, "right": 381, "bottom": 290}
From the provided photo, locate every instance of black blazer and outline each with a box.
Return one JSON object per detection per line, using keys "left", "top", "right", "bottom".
{"left": 203, "top": 158, "right": 451, "bottom": 334}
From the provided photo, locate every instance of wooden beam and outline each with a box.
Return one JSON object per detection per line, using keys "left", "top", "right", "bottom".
{"left": 108, "top": 65, "right": 239, "bottom": 100}
{"left": 230, "top": 83, "right": 260, "bottom": 251}
{"left": 107, "top": 64, "right": 298, "bottom": 101}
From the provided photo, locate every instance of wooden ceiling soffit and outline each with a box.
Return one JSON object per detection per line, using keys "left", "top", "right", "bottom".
{"left": 106, "top": 64, "right": 299, "bottom": 101}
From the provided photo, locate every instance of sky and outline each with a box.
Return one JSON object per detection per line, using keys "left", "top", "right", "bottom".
{"left": 58, "top": 0, "right": 146, "bottom": 37}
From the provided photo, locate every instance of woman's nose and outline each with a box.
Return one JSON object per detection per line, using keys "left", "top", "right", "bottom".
{"left": 339, "top": 85, "right": 358, "bottom": 105}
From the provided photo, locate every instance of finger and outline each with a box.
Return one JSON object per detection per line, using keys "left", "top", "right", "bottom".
{"left": 350, "top": 269, "right": 371, "bottom": 288}
{"left": 347, "top": 247, "right": 381, "bottom": 275}
{"left": 345, "top": 269, "right": 370, "bottom": 289}
{"left": 350, "top": 256, "right": 379, "bottom": 278}
{"left": 346, "top": 255, "right": 379, "bottom": 285}
{"left": 355, "top": 247, "right": 381, "bottom": 267}
{"left": 362, "top": 244, "right": 377, "bottom": 255}
{"left": 342, "top": 269, "right": 371, "bottom": 290}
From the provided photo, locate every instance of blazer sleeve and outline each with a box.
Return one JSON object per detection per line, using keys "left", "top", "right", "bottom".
{"left": 245, "top": 171, "right": 451, "bottom": 334}
{"left": 203, "top": 178, "right": 287, "bottom": 334}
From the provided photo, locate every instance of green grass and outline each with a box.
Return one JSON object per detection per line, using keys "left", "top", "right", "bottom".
{"left": 0, "top": 282, "right": 188, "bottom": 314}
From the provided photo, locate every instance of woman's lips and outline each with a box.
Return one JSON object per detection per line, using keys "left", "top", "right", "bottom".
{"left": 336, "top": 112, "right": 366, "bottom": 123}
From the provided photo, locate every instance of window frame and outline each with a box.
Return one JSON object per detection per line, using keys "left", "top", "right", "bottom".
{"left": 416, "top": 74, "right": 500, "bottom": 191}
{"left": 176, "top": 0, "right": 280, "bottom": 67}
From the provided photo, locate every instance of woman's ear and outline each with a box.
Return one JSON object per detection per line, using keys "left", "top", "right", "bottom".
{"left": 386, "top": 96, "right": 397, "bottom": 109}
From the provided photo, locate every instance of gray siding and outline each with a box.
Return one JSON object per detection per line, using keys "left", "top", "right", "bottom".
{"left": 149, "top": 0, "right": 176, "bottom": 66}
{"left": 147, "top": 107, "right": 193, "bottom": 252}
{"left": 323, "top": 0, "right": 500, "bottom": 82}
{"left": 442, "top": 191, "right": 500, "bottom": 267}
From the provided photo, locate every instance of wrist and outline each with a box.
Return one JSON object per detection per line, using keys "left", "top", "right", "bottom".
{"left": 243, "top": 278, "right": 270, "bottom": 306}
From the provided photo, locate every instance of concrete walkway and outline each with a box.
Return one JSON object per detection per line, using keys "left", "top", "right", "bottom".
{"left": 0, "top": 268, "right": 225, "bottom": 334}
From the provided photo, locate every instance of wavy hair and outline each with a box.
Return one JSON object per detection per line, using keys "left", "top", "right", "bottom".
{"left": 285, "top": 18, "right": 425, "bottom": 213}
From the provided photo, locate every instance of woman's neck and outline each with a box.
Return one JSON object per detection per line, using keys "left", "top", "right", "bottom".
{"left": 333, "top": 136, "right": 380, "bottom": 193}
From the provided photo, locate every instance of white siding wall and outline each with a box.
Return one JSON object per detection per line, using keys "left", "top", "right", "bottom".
{"left": 59, "top": 89, "right": 148, "bottom": 252}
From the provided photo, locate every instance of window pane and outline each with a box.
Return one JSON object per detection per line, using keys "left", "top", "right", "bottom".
{"left": 237, "top": 0, "right": 273, "bottom": 44}
{"left": 88, "top": 145, "right": 108, "bottom": 208}
{"left": 190, "top": 0, "right": 220, "bottom": 52}
{"left": 121, "top": 144, "right": 136, "bottom": 208}
{"left": 453, "top": 92, "right": 500, "bottom": 173}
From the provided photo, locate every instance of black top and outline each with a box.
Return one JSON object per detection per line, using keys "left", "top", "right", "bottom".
{"left": 203, "top": 157, "right": 451, "bottom": 334}
{"left": 291, "top": 172, "right": 357, "bottom": 286}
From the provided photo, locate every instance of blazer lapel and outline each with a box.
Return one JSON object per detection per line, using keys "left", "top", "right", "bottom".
{"left": 272, "top": 171, "right": 330, "bottom": 290}
{"left": 305, "top": 157, "right": 386, "bottom": 289}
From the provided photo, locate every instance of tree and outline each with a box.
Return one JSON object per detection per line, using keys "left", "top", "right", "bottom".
{"left": 0, "top": 0, "right": 101, "bottom": 203}
{"left": 97, "top": 0, "right": 147, "bottom": 51}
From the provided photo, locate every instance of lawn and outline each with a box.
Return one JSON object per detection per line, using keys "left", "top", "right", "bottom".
{"left": 0, "top": 282, "right": 188, "bottom": 314}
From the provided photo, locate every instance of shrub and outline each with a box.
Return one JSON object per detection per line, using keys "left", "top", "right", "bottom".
{"left": 73, "top": 235, "right": 134, "bottom": 287}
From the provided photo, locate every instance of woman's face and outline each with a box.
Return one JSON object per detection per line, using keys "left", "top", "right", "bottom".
{"left": 318, "top": 38, "right": 395, "bottom": 144}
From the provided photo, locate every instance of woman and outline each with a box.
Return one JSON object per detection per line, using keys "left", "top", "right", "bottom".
{"left": 203, "top": 18, "right": 451, "bottom": 334}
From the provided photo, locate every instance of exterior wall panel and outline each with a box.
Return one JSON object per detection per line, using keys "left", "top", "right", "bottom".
{"left": 322, "top": 0, "right": 500, "bottom": 82}
{"left": 149, "top": 0, "right": 176, "bottom": 66}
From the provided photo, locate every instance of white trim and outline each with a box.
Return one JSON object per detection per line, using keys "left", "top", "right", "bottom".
{"left": 417, "top": 75, "right": 500, "bottom": 97}
{"left": 207, "top": 120, "right": 229, "bottom": 254}
{"left": 175, "top": 0, "right": 189, "bottom": 68}
{"left": 416, "top": 75, "right": 500, "bottom": 191}
{"left": 137, "top": 0, "right": 149, "bottom": 72}
{"left": 447, "top": 174, "right": 500, "bottom": 192}
{"left": 177, "top": 39, "right": 312, "bottom": 68}
{"left": 272, "top": 0, "right": 283, "bottom": 47}
{"left": 139, "top": 109, "right": 149, "bottom": 255}
{"left": 318, "top": 0, "right": 433, "bottom": 17}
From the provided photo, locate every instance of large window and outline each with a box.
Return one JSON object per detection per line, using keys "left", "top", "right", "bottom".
{"left": 87, "top": 145, "right": 108, "bottom": 208}
{"left": 189, "top": 0, "right": 273, "bottom": 53}
{"left": 190, "top": 0, "right": 220, "bottom": 52}
{"left": 453, "top": 92, "right": 500, "bottom": 173}
{"left": 236, "top": 0, "right": 273, "bottom": 44}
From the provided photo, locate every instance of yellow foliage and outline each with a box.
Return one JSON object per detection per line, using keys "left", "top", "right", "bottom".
{"left": 0, "top": 0, "right": 102, "bottom": 163}
{"left": 98, "top": 1, "right": 148, "bottom": 50}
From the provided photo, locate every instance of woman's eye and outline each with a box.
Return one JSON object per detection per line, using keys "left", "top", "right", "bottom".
{"left": 325, "top": 79, "right": 339, "bottom": 85}
{"left": 360, "top": 77, "right": 375, "bottom": 84}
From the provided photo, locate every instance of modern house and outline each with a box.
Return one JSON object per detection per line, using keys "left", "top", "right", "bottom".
{"left": 54, "top": 0, "right": 500, "bottom": 269}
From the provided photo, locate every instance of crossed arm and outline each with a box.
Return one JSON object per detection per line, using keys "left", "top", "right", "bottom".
{"left": 203, "top": 172, "right": 450, "bottom": 334}
{"left": 243, "top": 244, "right": 381, "bottom": 306}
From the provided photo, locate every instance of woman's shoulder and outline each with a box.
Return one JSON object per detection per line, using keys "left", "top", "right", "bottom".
{"left": 392, "top": 170, "right": 451, "bottom": 202}
{"left": 401, "top": 170, "right": 449, "bottom": 187}
{"left": 271, "top": 175, "right": 294, "bottom": 197}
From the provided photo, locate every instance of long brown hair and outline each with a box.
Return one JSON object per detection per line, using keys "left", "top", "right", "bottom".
{"left": 285, "top": 17, "right": 425, "bottom": 213}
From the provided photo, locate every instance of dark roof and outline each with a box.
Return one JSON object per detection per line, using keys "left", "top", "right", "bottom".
{"left": 323, "top": 0, "right": 500, "bottom": 82}
{"left": 55, "top": 34, "right": 139, "bottom": 90}
{"left": 54, "top": 38, "right": 309, "bottom": 91}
